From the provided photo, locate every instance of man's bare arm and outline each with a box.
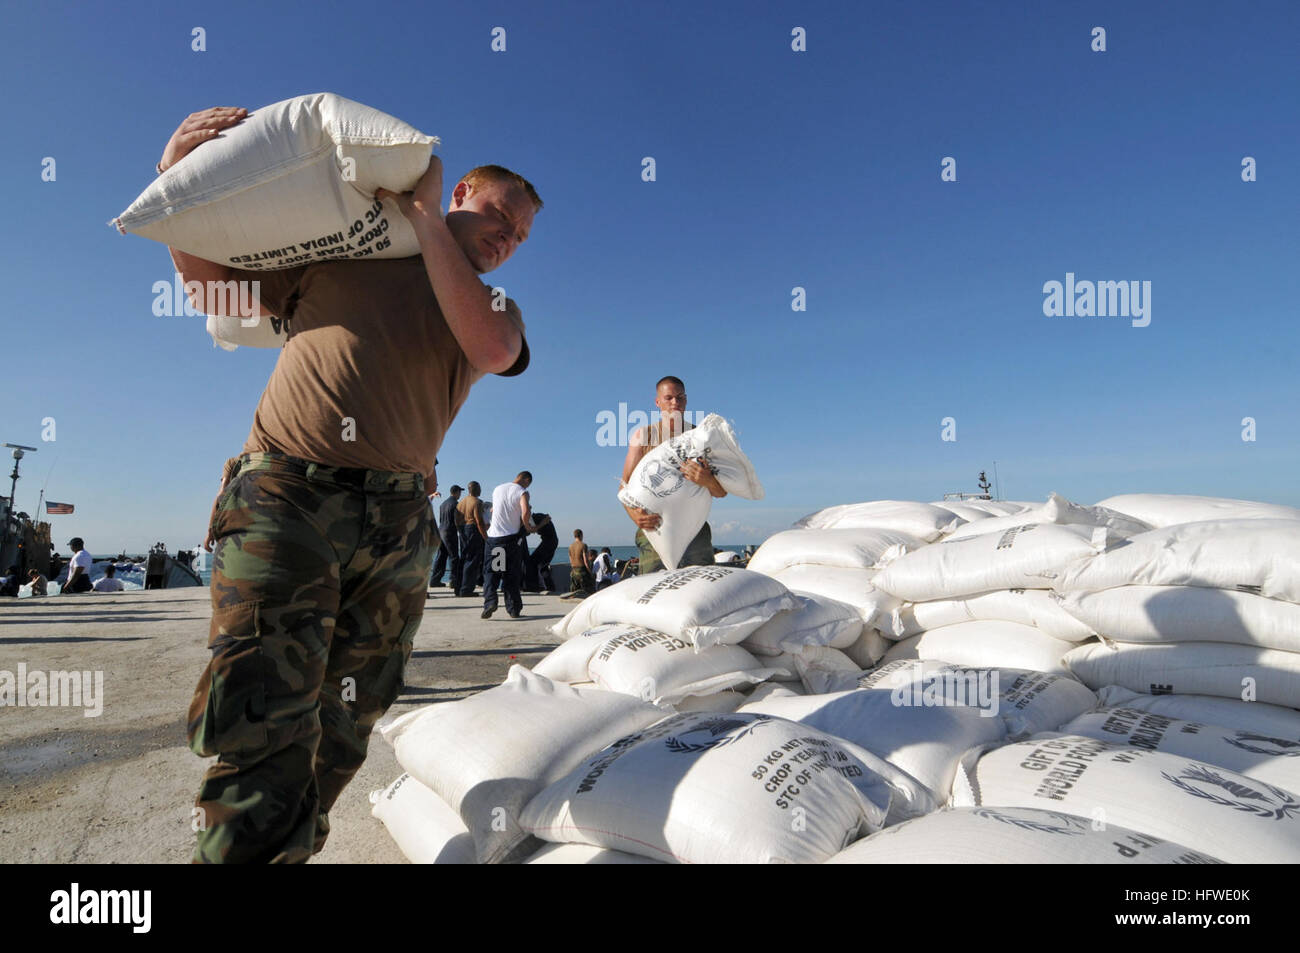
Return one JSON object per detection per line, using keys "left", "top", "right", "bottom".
{"left": 621, "top": 439, "right": 661, "bottom": 530}
{"left": 158, "top": 107, "right": 273, "bottom": 320}
{"left": 168, "top": 247, "right": 274, "bottom": 319}
{"left": 519, "top": 490, "right": 536, "bottom": 534}
{"left": 681, "top": 459, "right": 727, "bottom": 499}
{"left": 378, "top": 157, "right": 522, "bottom": 374}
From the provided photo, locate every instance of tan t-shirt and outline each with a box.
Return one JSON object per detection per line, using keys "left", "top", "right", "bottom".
{"left": 232, "top": 257, "right": 528, "bottom": 483}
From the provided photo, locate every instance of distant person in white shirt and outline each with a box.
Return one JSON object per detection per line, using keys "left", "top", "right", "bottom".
{"left": 482, "top": 471, "right": 537, "bottom": 619}
{"left": 93, "top": 564, "right": 125, "bottom": 593}
{"left": 63, "top": 538, "right": 94, "bottom": 593}
{"left": 593, "top": 547, "right": 619, "bottom": 590}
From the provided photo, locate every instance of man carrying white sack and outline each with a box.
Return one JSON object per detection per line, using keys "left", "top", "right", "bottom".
{"left": 162, "top": 107, "right": 542, "bottom": 863}
{"left": 621, "top": 376, "right": 726, "bottom": 573}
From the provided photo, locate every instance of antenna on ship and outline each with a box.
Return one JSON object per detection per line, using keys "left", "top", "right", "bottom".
{"left": 977, "top": 470, "right": 992, "bottom": 500}
{"left": 34, "top": 456, "right": 56, "bottom": 524}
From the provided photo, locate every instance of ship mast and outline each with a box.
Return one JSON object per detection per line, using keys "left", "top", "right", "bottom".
{"left": 1, "top": 444, "right": 38, "bottom": 570}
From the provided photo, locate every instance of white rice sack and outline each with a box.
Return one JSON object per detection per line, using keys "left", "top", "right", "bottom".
{"left": 1055, "top": 585, "right": 1300, "bottom": 653}
{"left": 891, "top": 600, "right": 979, "bottom": 637}
{"left": 1055, "top": 708, "right": 1300, "bottom": 794}
{"left": 880, "top": 621, "right": 1080, "bottom": 674}
{"left": 944, "top": 493, "right": 1151, "bottom": 542}
{"left": 204, "top": 312, "right": 289, "bottom": 350}
{"left": 617, "top": 414, "right": 762, "bottom": 570}
{"left": 549, "top": 566, "right": 796, "bottom": 650}
{"left": 892, "top": 589, "right": 1097, "bottom": 642}
{"left": 843, "top": 627, "right": 892, "bottom": 669}
{"left": 872, "top": 523, "right": 1108, "bottom": 602}
{"left": 932, "top": 503, "right": 1000, "bottom": 523}
{"left": 369, "top": 773, "right": 476, "bottom": 864}
{"left": 826, "top": 806, "right": 1222, "bottom": 864}
{"left": 1064, "top": 641, "right": 1300, "bottom": 709}
{"left": 586, "top": 625, "right": 783, "bottom": 704}
{"left": 380, "top": 666, "right": 665, "bottom": 864}
{"left": 739, "top": 687, "right": 1004, "bottom": 804}
{"left": 741, "top": 593, "right": 864, "bottom": 655}
{"left": 1095, "top": 493, "right": 1300, "bottom": 528}
{"left": 860, "top": 660, "right": 1098, "bottom": 739}
{"left": 669, "top": 689, "right": 748, "bottom": 714}
{"left": 952, "top": 734, "right": 1300, "bottom": 863}
{"left": 1055, "top": 519, "right": 1300, "bottom": 603}
{"left": 744, "top": 681, "right": 808, "bottom": 704}
{"left": 879, "top": 635, "right": 922, "bottom": 665}
{"left": 763, "top": 652, "right": 805, "bottom": 681}
{"left": 941, "top": 500, "right": 1038, "bottom": 517}
{"left": 766, "top": 565, "right": 899, "bottom": 626}
{"left": 793, "top": 500, "right": 963, "bottom": 541}
{"left": 747, "top": 527, "right": 924, "bottom": 575}
{"left": 1043, "top": 493, "right": 1156, "bottom": 537}
{"left": 530, "top": 629, "right": 611, "bottom": 683}
{"left": 114, "top": 93, "right": 435, "bottom": 274}
{"left": 1095, "top": 686, "right": 1300, "bottom": 736}
{"left": 521, "top": 712, "right": 905, "bottom": 863}
{"left": 523, "top": 843, "right": 664, "bottom": 864}
{"left": 788, "top": 645, "right": 865, "bottom": 694}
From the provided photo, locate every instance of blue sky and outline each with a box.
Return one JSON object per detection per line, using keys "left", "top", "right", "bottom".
{"left": 1, "top": 0, "right": 1296, "bottom": 554}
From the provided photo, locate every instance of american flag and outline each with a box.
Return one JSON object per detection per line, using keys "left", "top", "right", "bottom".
{"left": 45, "top": 502, "right": 75, "bottom": 515}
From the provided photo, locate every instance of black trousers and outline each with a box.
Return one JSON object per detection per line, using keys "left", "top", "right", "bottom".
{"left": 431, "top": 522, "right": 461, "bottom": 589}
{"left": 458, "top": 527, "right": 484, "bottom": 596}
{"left": 483, "top": 534, "right": 524, "bottom": 615}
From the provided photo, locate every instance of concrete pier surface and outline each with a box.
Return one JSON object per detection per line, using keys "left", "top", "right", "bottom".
{"left": 0, "top": 586, "right": 569, "bottom": 863}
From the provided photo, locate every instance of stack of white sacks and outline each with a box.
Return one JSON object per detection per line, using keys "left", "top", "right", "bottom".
{"left": 370, "top": 493, "right": 1300, "bottom": 864}
{"left": 1051, "top": 494, "right": 1300, "bottom": 708}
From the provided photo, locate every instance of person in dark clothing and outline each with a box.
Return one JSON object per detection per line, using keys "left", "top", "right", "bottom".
{"left": 521, "top": 511, "right": 558, "bottom": 592}
{"left": 430, "top": 485, "right": 464, "bottom": 589}
{"left": 457, "top": 481, "right": 487, "bottom": 597}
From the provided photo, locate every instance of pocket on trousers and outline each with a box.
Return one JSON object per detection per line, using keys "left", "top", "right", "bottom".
{"left": 207, "top": 472, "right": 244, "bottom": 544}
{"left": 187, "top": 600, "right": 269, "bottom": 758}
{"left": 370, "top": 614, "right": 422, "bottom": 716}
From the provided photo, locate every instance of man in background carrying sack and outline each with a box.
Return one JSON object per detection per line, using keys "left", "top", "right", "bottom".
{"left": 620, "top": 376, "right": 726, "bottom": 573}
{"left": 168, "top": 106, "right": 542, "bottom": 863}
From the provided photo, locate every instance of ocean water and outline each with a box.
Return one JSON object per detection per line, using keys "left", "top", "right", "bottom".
{"left": 15, "top": 542, "right": 751, "bottom": 596}
{"left": 543, "top": 544, "right": 752, "bottom": 566}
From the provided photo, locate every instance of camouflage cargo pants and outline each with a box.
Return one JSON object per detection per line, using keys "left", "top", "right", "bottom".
{"left": 188, "top": 452, "right": 436, "bottom": 863}
{"left": 569, "top": 565, "right": 593, "bottom": 594}
{"left": 635, "top": 521, "right": 714, "bottom": 574}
